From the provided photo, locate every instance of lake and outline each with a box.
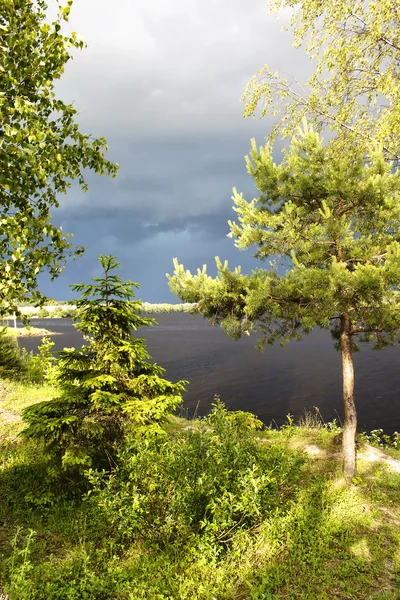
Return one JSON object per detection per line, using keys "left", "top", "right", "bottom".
{"left": 14, "top": 313, "right": 400, "bottom": 433}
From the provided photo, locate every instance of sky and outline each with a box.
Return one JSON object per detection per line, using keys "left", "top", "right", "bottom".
{"left": 43, "top": 0, "right": 311, "bottom": 302}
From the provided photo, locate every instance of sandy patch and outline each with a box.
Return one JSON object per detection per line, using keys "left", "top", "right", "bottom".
{"left": 358, "top": 445, "right": 400, "bottom": 473}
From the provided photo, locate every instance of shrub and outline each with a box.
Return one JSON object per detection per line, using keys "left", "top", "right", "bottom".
{"left": 0, "top": 326, "right": 57, "bottom": 384}
{"left": 88, "top": 400, "right": 306, "bottom": 552}
{"left": 19, "top": 337, "right": 57, "bottom": 385}
{"left": 59, "top": 307, "right": 77, "bottom": 318}
{"left": 363, "top": 428, "right": 400, "bottom": 449}
{"left": 0, "top": 327, "right": 25, "bottom": 379}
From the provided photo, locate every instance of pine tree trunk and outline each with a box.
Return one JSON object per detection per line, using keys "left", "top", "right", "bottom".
{"left": 340, "top": 313, "right": 357, "bottom": 481}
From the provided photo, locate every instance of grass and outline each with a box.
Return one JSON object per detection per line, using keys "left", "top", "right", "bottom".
{"left": 0, "top": 383, "right": 400, "bottom": 599}
{"left": 4, "top": 326, "right": 57, "bottom": 338}
{"left": 0, "top": 379, "right": 55, "bottom": 413}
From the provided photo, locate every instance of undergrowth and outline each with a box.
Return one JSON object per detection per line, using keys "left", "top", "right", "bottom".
{"left": 1, "top": 388, "right": 400, "bottom": 599}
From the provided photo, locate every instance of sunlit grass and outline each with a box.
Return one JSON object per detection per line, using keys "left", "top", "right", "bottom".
{"left": 1, "top": 388, "right": 400, "bottom": 599}
{"left": 4, "top": 326, "right": 56, "bottom": 337}
{"left": 0, "top": 379, "right": 55, "bottom": 414}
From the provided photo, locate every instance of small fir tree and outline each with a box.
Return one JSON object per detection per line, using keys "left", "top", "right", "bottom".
{"left": 23, "top": 255, "right": 186, "bottom": 471}
{"left": 168, "top": 123, "right": 400, "bottom": 481}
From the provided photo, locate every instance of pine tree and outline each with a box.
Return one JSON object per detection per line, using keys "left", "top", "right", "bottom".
{"left": 23, "top": 255, "right": 186, "bottom": 472}
{"left": 168, "top": 124, "right": 400, "bottom": 481}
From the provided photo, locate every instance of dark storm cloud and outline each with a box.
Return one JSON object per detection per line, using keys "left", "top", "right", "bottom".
{"left": 40, "top": 0, "right": 312, "bottom": 300}
{"left": 57, "top": 133, "right": 265, "bottom": 222}
{"left": 62, "top": 203, "right": 232, "bottom": 246}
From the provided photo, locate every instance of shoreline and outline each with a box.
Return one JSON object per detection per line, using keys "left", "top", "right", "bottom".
{"left": 4, "top": 326, "right": 59, "bottom": 338}
{"left": 3, "top": 302, "right": 198, "bottom": 319}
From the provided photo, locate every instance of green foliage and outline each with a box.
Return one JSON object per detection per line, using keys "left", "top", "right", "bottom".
{"left": 244, "top": 0, "right": 400, "bottom": 159}
{"left": 0, "top": 326, "right": 56, "bottom": 384}
{"left": 6, "top": 528, "right": 37, "bottom": 599}
{"left": 0, "top": 0, "right": 118, "bottom": 316}
{"left": 247, "top": 480, "right": 380, "bottom": 599}
{"left": 20, "top": 337, "right": 57, "bottom": 385}
{"left": 1, "top": 382, "right": 400, "bottom": 599}
{"left": 0, "top": 327, "right": 25, "bottom": 378}
{"left": 4, "top": 325, "right": 54, "bottom": 338}
{"left": 37, "top": 337, "right": 57, "bottom": 384}
{"left": 58, "top": 307, "right": 76, "bottom": 318}
{"left": 12, "top": 302, "right": 196, "bottom": 320}
{"left": 168, "top": 125, "right": 400, "bottom": 479}
{"left": 4, "top": 525, "right": 116, "bottom": 600}
{"left": 169, "top": 126, "right": 400, "bottom": 347}
{"left": 363, "top": 429, "right": 400, "bottom": 450}
{"left": 22, "top": 255, "right": 186, "bottom": 472}
{"left": 2, "top": 397, "right": 400, "bottom": 599}
{"left": 37, "top": 308, "right": 52, "bottom": 319}
{"left": 138, "top": 302, "right": 198, "bottom": 314}
{"left": 87, "top": 400, "right": 305, "bottom": 552}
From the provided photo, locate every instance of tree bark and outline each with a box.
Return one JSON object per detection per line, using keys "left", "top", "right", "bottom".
{"left": 340, "top": 313, "right": 357, "bottom": 481}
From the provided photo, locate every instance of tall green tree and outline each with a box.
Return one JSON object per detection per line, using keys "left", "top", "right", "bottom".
{"left": 243, "top": 0, "right": 400, "bottom": 159}
{"left": 0, "top": 0, "right": 118, "bottom": 315}
{"left": 23, "top": 255, "right": 186, "bottom": 472}
{"left": 168, "top": 124, "right": 400, "bottom": 480}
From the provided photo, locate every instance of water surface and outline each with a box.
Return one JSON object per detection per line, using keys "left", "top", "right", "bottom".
{"left": 16, "top": 313, "right": 400, "bottom": 432}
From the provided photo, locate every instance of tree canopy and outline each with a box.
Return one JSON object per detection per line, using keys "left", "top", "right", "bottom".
{"left": 243, "top": 0, "right": 400, "bottom": 159}
{"left": 0, "top": 0, "right": 118, "bottom": 315}
{"left": 168, "top": 124, "right": 400, "bottom": 478}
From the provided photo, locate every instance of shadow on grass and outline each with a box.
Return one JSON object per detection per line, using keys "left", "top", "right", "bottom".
{"left": 0, "top": 438, "right": 93, "bottom": 560}
{"left": 242, "top": 459, "right": 400, "bottom": 600}
{"left": 0, "top": 433, "right": 400, "bottom": 600}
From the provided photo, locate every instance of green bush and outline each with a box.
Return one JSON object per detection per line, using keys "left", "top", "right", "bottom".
{"left": 0, "top": 327, "right": 49, "bottom": 384}
{"left": 88, "top": 400, "right": 306, "bottom": 553}
{"left": 19, "top": 337, "right": 57, "bottom": 385}
{"left": 58, "top": 306, "right": 77, "bottom": 318}
{"left": 0, "top": 327, "right": 25, "bottom": 378}
{"left": 362, "top": 428, "right": 400, "bottom": 449}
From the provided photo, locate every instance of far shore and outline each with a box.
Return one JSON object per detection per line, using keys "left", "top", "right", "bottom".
{"left": 3, "top": 302, "right": 198, "bottom": 319}
{"left": 4, "top": 325, "right": 59, "bottom": 337}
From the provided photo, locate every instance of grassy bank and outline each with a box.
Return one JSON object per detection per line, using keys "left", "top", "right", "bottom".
{"left": 4, "top": 326, "right": 57, "bottom": 338}
{"left": 0, "top": 380, "right": 400, "bottom": 599}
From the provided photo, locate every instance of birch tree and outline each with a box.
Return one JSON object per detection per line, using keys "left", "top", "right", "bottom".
{"left": 0, "top": 0, "right": 118, "bottom": 315}
{"left": 243, "top": 0, "right": 400, "bottom": 159}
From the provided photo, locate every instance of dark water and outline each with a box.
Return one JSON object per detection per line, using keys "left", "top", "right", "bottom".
{"left": 13, "top": 314, "right": 400, "bottom": 433}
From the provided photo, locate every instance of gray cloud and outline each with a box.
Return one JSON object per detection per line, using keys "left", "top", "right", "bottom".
{"left": 59, "top": 0, "right": 307, "bottom": 136}
{"left": 57, "top": 132, "right": 272, "bottom": 220}
{"left": 40, "top": 0, "right": 311, "bottom": 300}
